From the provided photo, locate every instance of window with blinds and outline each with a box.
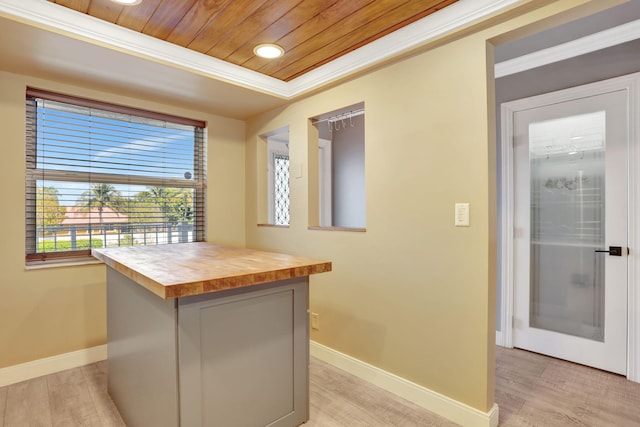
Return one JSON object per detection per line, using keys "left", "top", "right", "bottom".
{"left": 25, "top": 88, "right": 207, "bottom": 263}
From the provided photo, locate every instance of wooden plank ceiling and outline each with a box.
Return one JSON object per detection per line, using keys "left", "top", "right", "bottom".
{"left": 49, "top": 0, "right": 458, "bottom": 81}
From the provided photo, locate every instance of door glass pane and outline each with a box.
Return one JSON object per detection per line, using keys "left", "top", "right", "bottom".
{"left": 529, "top": 111, "right": 606, "bottom": 342}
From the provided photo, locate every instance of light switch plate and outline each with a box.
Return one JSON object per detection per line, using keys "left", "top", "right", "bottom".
{"left": 292, "top": 163, "right": 303, "bottom": 179}
{"left": 455, "top": 203, "right": 470, "bottom": 227}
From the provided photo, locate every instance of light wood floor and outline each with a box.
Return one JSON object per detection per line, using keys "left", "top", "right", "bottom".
{"left": 496, "top": 346, "right": 640, "bottom": 426}
{"left": 1, "top": 348, "right": 640, "bottom": 426}
{"left": 306, "top": 358, "right": 457, "bottom": 427}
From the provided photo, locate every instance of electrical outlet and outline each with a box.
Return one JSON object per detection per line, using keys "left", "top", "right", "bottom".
{"left": 311, "top": 312, "right": 320, "bottom": 330}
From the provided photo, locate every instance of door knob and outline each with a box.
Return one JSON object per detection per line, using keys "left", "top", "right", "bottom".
{"left": 595, "top": 246, "right": 622, "bottom": 256}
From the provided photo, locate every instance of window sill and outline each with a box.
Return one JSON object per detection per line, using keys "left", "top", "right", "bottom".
{"left": 308, "top": 226, "right": 366, "bottom": 232}
{"left": 25, "top": 257, "right": 103, "bottom": 270}
{"left": 257, "top": 224, "right": 290, "bottom": 228}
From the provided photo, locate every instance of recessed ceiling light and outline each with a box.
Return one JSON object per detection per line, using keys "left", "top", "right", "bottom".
{"left": 254, "top": 44, "right": 285, "bottom": 59}
{"left": 110, "top": 0, "right": 142, "bottom": 5}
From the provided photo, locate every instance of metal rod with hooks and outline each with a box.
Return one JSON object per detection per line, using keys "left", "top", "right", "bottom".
{"left": 311, "top": 108, "right": 365, "bottom": 132}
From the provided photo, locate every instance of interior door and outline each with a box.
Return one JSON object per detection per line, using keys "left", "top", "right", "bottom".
{"left": 512, "top": 89, "right": 628, "bottom": 375}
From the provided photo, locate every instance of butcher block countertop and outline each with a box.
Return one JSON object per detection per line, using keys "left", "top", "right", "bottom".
{"left": 92, "top": 242, "right": 332, "bottom": 299}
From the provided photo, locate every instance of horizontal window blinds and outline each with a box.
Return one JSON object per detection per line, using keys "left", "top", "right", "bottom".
{"left": 25, "top": 88, "right": 207, "bottom": 262}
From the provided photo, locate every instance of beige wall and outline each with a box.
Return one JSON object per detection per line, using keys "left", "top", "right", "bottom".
{"left": 0, "top": 71, "right": 246, "bottom": 368}
{"left": 245, "top": 0, "right": 615, "bottom": 412}
{"left": 0, "top": 0, "right": 625, "bottom": 415}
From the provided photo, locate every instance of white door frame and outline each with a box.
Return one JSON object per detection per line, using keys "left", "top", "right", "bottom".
{"left": 499, "top": 72, "right": 640, "bottom": 382}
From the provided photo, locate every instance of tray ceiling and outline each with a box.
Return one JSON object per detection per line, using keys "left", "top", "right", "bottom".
{"left": 49, "top": 0, "right": 459, "bottom": 82}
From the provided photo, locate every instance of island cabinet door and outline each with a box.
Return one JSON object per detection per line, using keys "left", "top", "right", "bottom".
{"left": 178, "top": 278, "right": 310, "bottom": 427}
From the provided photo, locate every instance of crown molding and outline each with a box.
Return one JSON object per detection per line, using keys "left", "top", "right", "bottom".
{"left": 495, "top": 18, "right": 640, "bottom": 78}
{"left": 1, "top": 0, "right": 526, "bottom": 99}
{"left": 0, "top": 0, "right": 291, "bottom": 97}
{"left": 287, "top": 0, "right": 526, "bottom": 97}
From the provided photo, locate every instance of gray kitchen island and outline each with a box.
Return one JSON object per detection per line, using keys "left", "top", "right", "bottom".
{"left": 92, "top": 242, "right": 331, "bottom": 427}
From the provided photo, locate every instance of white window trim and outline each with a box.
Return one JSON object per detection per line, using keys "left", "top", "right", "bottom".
{"left": 319, "top": 138, "right": 332, "bottom": 227}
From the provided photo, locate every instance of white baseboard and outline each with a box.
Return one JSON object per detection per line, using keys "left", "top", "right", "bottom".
{"left": 310, "top": 341, "right": 499, "bottom": 427}
{"left": 0, "top": 345, "right": 107, "bottom": 387}
{"left": 2, "top": 342, "right": 499, "bottom": 426}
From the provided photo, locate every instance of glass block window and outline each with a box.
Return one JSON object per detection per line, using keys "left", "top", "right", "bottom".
{"left": 274, "top": 153, "right": 290, "bottom": 225}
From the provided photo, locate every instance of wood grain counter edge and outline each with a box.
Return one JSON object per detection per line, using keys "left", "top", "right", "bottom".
{"left": 92, "top": 244, "right": 332, "bottom": 300}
